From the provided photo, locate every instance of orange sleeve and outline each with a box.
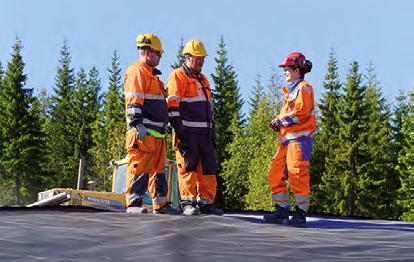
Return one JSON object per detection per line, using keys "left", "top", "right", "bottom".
{"left": 167, "top": 70, "right": 185, "bottom": 108}
{"left": 276, "top": 85, "right": 313, "bottom": 127}
{"left": 124, "top": 66, "right": 148, "bottom": 125}
{"left": 124, "top": 68, "right": 148, "bottom": 106}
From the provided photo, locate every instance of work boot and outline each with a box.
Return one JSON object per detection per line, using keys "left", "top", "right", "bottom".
{"left": 182, "top": 204, "right": 200, "bottom": 216}
{"left": 289, "top": 206, "right": 307, "bottom": 226}
{"left": 126, "top": 198, "right": 147, "bottom": 214}
{"left": 126, "top": 206, "right": 148, "bottom": 214}
{"left": 153, "top": 203, "right": 182, "bottom": 215}
{"left": 199, "top": 203, "right": 224, "bottom": 216}
{"left": 263, "top": 205, "right": 289, "bottom": 224}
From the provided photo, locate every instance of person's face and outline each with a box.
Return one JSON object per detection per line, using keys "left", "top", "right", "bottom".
{"left": 283, "top": 66, "right": 301, "bottom": 82}
{"left": 143, "top": 49, "right": 162, "bottom": 67}
{"left": 185, "top": 55, "right": 205, "bottom": 73}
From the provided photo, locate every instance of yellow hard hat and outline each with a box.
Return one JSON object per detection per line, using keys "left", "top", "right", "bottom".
{"left": 136, "top": 33, "right": 163, "bottom": 53}
{"left": 182, "top": 39, "right": 208, "bottom": 57}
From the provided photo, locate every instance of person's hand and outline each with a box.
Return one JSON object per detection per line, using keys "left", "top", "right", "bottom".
{"left": 269, "top": 119, "right": 280, "bottom": 132}
{"left": 174, "top": 125, "right": 185, "bottom": 141}
{"left": 135, "top": 123, "right": 148, "bottom": 140}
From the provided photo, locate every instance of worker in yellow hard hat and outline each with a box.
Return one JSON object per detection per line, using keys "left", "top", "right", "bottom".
{"left": 123, "top": 33, "right": 180, "bottom": 215}
{"left": 167, "top": 39, "right": 223, "bottom": 216}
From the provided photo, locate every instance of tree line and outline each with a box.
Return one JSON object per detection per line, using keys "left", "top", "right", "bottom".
{"left": 0, "top": 37, "right": 412, "bottom": 221}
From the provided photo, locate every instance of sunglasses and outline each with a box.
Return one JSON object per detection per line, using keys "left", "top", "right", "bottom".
{"left": 148, "top": 50, "right": 162, "bottom": 57}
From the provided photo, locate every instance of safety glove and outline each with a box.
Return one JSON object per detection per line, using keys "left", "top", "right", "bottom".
{"left": 269, "top": 119, "right": 280, "bottom": 132}
{"left": 170, "top": 117, "right": 185, "bottom": 140}
{"left": 135, "top": 123, "right": 148, "bottom": 140}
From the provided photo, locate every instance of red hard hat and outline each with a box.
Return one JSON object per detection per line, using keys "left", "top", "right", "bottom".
{"left": 279, "top": 52, "right": 306, "bottom": 68}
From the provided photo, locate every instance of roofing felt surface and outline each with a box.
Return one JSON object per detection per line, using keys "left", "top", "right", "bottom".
{"left": 0, "top": 207, "right": 413, "bottom": 261}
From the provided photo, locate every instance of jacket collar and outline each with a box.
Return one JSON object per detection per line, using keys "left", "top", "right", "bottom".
{"left": 283, "top": 78, "right": 304, "bottom": 95}
{"left": 138, "top": 60, "right": 162, "bottom": 76}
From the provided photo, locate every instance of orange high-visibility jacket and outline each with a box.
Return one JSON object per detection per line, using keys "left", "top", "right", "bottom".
{"left": 166, "top": 66, "right": 214, "bottom": 133}
{"left": 124, "top": 60, "right": 168, "bottom": 133}
{"left": 274, "top": 79, "right": 316, "bottom": 143}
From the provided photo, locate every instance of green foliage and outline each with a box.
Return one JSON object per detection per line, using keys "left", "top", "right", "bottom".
{"left": 90, "top": 50, "right": 125, "bottom": 191}
{"left": 311, "top": 50, "right": 342, "bottom": 213}
{"left": 320, "top": 61, "right": 368, "bottom": 216}
{"left": 170, "top": 37, "right": 185, "bottom": 70}
{"left": 396, "top": 89, "right": 414, "bottom": 221}
{"left": 317, "top": 61, "right": 394, "bottom": 218}
{"left": 244, "top": 100, "right": 278, "bottom": 211}
{"left": 46, "top": 40, "right": 77, "bottom": 188}
{"left": 222, "top": 70, "right": 282, "bottom": 211}
{"left": 221, "top": 114, "right": 249, "bottom": 210}
{"left": 211, "top": 36, "right": 244, "bottom": 166}
{"left": 46, "top": 42, "right": 101, "bottom": 190}
{"left": 0, "top": 38, "right": 45, "bottom": 205}
{"left": 69, "top": 67, "right": 101, "bottom": 188}
{"left": 244, "top": 73, "right": 282, "bottom": 211}
{"left": 358, "top": 63, "right": 393, "bottom": 218}
{"left": 0, "top": 61, "right": 3, "bottom": 87}
{"left": 211, "top": 37, "right": 244, "bottom": 206}
{"left": 0, "top": 61, "right": 4, "bottom": 178}
{"left": 248, "top": 74, "right": 264, "bottom": 116}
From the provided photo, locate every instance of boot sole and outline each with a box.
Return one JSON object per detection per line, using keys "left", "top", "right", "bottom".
{"left": 263, "top": 217, "right": 289, "bottom": 224}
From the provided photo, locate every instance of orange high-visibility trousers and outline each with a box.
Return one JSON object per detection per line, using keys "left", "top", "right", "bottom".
{"left": 268, "top": 137, "right": 313, "bottom": 211}
{"left": 174, "top": 133, "right": 217, "bottom": 204}
{"left": 125, "top": 129, "right": 168, "bottom": 209}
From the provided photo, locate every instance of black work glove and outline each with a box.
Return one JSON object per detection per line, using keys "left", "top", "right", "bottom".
{"left": 134, "top": 123, "right": 148, "bottom": 140}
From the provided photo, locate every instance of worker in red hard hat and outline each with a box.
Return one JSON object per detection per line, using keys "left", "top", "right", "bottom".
{"left": 263, "top": 52, "right": 316, "bottom": 226}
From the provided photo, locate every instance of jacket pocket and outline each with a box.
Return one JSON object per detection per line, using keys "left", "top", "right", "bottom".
{"left": 126, "top": 129, "right": 155, "bottom": 153}
{"left": 125, "top": 129, "right": 137, "bottom": 150}
{"left": 137, "top": 135, "right": 155, "bottom": 153}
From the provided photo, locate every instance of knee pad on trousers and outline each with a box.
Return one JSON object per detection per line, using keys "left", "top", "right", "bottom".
{"left": 154, "top": 173, "right": 168, "bottom": 197}
{"left": 130, "top": 173, "right": 149, "bottom": 195}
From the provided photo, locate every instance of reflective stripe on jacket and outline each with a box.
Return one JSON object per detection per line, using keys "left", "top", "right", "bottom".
{"left": 124, "top": 60, "right": 168, "bottom": 133}
{"left": 166, "top": 66, "right": 214, "bottom": 133}
{"left": 276, "top": 79, "right": 316, "bottom": 143}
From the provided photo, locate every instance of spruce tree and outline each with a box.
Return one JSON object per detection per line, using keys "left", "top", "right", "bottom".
{"left": 211, "top": 37, "right": 244, "bottom": 206}
{"left": 248, "top": 74, "right": 264, "bottom": 116}
{"left": 0, "top": 38, "right": 45, "bottom": 204}
{"left": 0, "top": 61, "right": 3, "bottom": 174}
{"left": 69, "top": 67, "right": 101, "bottom": 188}
{"left": 0, "top": 58, "right": 11, "bottom": 204}
{"left": 47, "top": 40, "right": 77, "bottom": 188}
{"left": 221, "top": 74, "right": 267, "bottom": 210}
{"left": 394, "top": 89, "right": 413, "bottom": 221}
{"left": 37, "top": 88, "right": 54, "bottom": 189}
{"left": 211, "top": 37, "right": 244, "bottom": 165}
{"left": 321, "top": 61, "right": 367, "bottom": 216}
{"left": 171, "top": 37, "right": 185, "bottom": 70}
{"left": 0, "top": 61, "right": 3, "bottom": 88}
{"left": 312, "top": 50, "right": 342, "bottom": 213}
{"left": 359, "top": 63, "right": 393, "bottom": 218}
{"left": 244, "top": 74, "right": 282, "bottom": 211}
{"left": 91, "top": 50, "right": 125, "bottom": 191}
{"left": 243, "top": 99, "right": 277, "bottom": 211}
{"left": 221, "top": 113, "right": 249, "bottom": 210}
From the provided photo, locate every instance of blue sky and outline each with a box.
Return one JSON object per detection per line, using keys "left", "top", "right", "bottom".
{"left": 1, "top": 0, "right": 413, "bottom": 113}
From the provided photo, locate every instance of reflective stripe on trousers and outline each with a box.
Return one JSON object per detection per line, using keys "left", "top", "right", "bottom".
{"left": 271, "top": 192, "right": 290, "bottom": 208}
{"left": 268, "top": 137, "right": 312, "bottom": 212}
